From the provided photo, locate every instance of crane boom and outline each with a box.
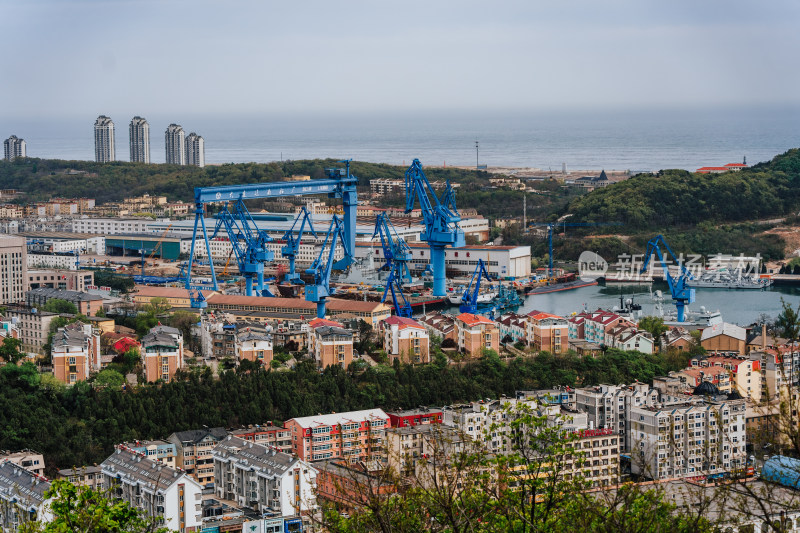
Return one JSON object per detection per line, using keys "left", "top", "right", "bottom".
{"left": 281, "top": 207, "right": 317, "bottom": 284}
{"left": 459, "top": 259, "right": 493, "bottom": 314}
{"left": 381, "top": 269, "right": 413, "bottom": 318}
{"left": 305, "top": 215, "right": 351, "bottom": 318}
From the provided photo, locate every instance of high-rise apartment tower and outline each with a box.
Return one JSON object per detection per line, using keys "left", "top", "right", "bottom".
{"left": 3, "top": 136, "right": 26, "bottom": 161}
{"left": 129, "top": 116, "right": 150, "bottom": 163}
{"left": 164, "top": 124, "right": 186, "bottom": 165}
{"left": 185, "top": 132, "right": 205, "bottom": 168}
{"left": 94, "top": 116, "right": 115, "bottom": 163}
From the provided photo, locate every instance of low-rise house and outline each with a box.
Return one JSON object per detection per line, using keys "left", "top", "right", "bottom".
{"left": 746, "top": 323, "right": 787, "bottom": 353}
{"left": 700, "top": 322, "right": 747, "bottom": 354}
{"left": 56, "top": 465, "right": 103, "bottom": 490}
{"left": 382, "top": 316, "right": 430, "bottom": 364}
{"left": 25, "top": 287, "right": 104, "bottom": 316}
{"left": 284, "top": 409, "right": 389, "bottom": 463}
{"left": 51, "top": 323, "right": 101, "bottom": 384}
{"left": 604, "top": 326, "right": 654, "bottom": 354}
{"left": 141, "top": 325, "right": 184, "bottom": 383}
{"left": 454, "top": 313, "right": 499, "bottom": 357}
{"left": 527, "top": 311, "right": 569, "bottom": 353}
{"left": 101, "top": 445, "right": 203, "bottom": 533}
{"left": 663, "top": 326, "right": 694, "bottom": 352}
{"left": 0, "top": 450, "right": 45, "bottom": 477}
{"left": 212, "top": 436, "right": 317, "bottom": 517}
{"left": 583, "top": 310, "right": 633, "bottom": 344}
{"left": 0, "top": 460, "right": 52, "bottom": 531}
{"left": 417, "top": 312, "right": 456, "bottom": 342}
{"left": 236, "top": 329, "right": 273, "bottom": 368}
{"left": 167, "top": 427, "right": 228, "bottom": 486}
{"left": 496, "top": 312, "right": 528, "bottom": 345}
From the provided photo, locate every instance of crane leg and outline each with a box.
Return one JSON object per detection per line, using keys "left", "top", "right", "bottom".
{"left": 317, "top": 301, "right": 326, "bottom": 319}
{"left": 245, "top": 276, "right": 253, "bottom": 297}
{"left": 431, "top": 245, "right": 447, "bottom": 297}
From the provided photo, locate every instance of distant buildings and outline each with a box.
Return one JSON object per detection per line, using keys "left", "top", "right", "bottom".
{"left": 185, "top": 132, "right": 204, "bottom": 167}
{"left": 129, "top": 116, "right": 150, "bottom": 163}
{"left": 3, "top": 135, "right": 26, "bottom": 161}
{"left": 94, "top": 115, "right": 115, "bottom": 162}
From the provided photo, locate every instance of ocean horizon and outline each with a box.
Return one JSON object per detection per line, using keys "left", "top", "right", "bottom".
{"left": 2, "top": 106, "right": 800, "bottom": 172}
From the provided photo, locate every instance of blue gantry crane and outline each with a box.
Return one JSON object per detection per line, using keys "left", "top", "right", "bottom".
{"left": 305, "top": 215, "right": 352, "bottom": 318}
{"left": 459, "top": 259, "right": 493, "bottom": 314}
{"left": 210, "top": 198, "right": 275, "bottom": 297}
{"left": 404, "top": 159, "right": 465, "bottom": 297}
{"left": 281, "top": 206, "right": 317, "bottom": 285}
{"left": 381, "top": 269, "right": 413, "bottom": 318}
{"left": 639, "top": 234, "right": 695, "bottom": 322}
{"left": 185, "top": 160, "right": 359, "bottom": 308}
{"left": 372, "top": 212, "right": 412, "bottom": 283}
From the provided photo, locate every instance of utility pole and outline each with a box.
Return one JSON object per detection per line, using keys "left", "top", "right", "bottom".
{"left": 475, "top": 140, "right": 479, "bottom": 169}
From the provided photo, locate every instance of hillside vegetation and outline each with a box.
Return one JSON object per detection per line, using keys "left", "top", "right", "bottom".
{"left": 568, "top": 148, "right": 800, "bottom": 228}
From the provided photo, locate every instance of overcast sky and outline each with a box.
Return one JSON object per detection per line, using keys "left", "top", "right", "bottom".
{"left": 2, "top": 0, "right": 798, "bottom": 119}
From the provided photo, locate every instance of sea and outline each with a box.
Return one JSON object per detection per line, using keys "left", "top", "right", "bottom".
{"left": 4, "top": 106, "right": 800, "bottom": 171}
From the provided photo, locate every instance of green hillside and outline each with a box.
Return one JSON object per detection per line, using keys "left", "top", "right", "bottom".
{"left": 567, "top": 148, "right": 800, "bottom": 228}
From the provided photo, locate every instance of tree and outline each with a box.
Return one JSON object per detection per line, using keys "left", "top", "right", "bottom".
{"left": 20, "top": 479, "right": 168, "bottom": 533}
{"left": 142, "top": 297, "right": 171, "bottom": 316}
{"left": 95, "top": 306, "right": 106, "bottom": 318}
{"left": 94, "top": 369, "right": 125, "bottom": 389}
{"left": 638, "top": 315, "right": 668, "bottom": 341}
{"left": 42, "top": 298, "right": 78, "bottom": 315}
{"left": 0, "top": 336, "right": 25, "bottom": 365}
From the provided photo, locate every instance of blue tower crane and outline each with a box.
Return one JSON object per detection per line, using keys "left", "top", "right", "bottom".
{"left": 639, "top": 234, "right": 695, "bottom": 322}
{"left": 404, "top": 159, "right": 465, "bottom": 297}
{"left": 281, "top": 206, "right": 317, "bottom": 285}
{"left": 381, "top": 269, "right": 413, "bottom": 318}
{"left": 209, "top": 198, "right": 275, "bottom": 297}
{"left": 185, "top": 160, "right": 359, "bottom": 308}
{"left": 372, "top": 212, "right": 412, "bottom": 283}
{"left": 305, "top": 215, "right": 352, "bottom": 318}
{"left": 459, "top": 259, "right": 493, "bottom": 314}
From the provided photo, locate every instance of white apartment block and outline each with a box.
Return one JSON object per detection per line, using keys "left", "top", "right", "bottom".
{"left": 3, "top": 135, "right": 26, "bottom": 161}
{"left": 628, "top": 398, "right": 747, "bottom": 480}
{"left": 0, "top": 235, "right": 27, "bottom": 305}
{"left": 165, "top": 124, "right": 186, "bottom": 165}
{"left": 129, "top": 116, "right": 150, "bottom": 163}
{"left": 0, "top": 460, "right": 52, "bottom": 532}
{"left": 27, "top": 253, "right": 81, "bottom": 270}
{"left": 71, "top": 218, "right": 153, "bottom": 235}
{"left": 213, "top": 436, "right": 317, "bottom": 517}
{"left": 101, "top": 446, "right": 203, "bottom": 533}
{"left": 185, "top": 133, "right": 204, "bottom": 167}
{"left": 94, "top": 115, "right": 115, "bottom": 163}
{"left": 575, "top": 383, "right": 660, "bottom": 451}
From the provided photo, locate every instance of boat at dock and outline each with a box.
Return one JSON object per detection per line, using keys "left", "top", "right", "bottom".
{"left": 688, "top": 268, "right": 772, "bottom": 290}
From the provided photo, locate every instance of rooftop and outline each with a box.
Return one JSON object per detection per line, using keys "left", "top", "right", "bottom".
{"left": 0, "top": 460, "right": 50, "bottom": 506}
{"left": 101, "top": 446, "right": 188, "bottom": 493}
{"left": 289, "top": 408, "right": 389, "bottom": 429}
{"left": 213, "top": 436, "right": 302, "bottom": 477}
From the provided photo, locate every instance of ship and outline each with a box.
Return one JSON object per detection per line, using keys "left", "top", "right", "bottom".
{"left": 688, "top": 268, "right": 772, "bottom": 290}
{"left": 447, "top": 287, "right": 499, "bottom": 305}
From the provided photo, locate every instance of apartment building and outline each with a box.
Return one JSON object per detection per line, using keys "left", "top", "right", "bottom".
{"left": 165, "top": 124, "right": 186, "bottom": 165}
{"left": 185, "top": 133, "right": 204, "bottom": 168}
{"left": 495, "top": 312, "right": 528, "bottom": 345}
{"left": 27, "top": 269, "right": 94, "bottom": 292}
{"left": 382, "top": 316, "right": 430, "bottom": 364}
{"left": 3, "top": 307, "right": 60, "bottom": 353}
{"left": 604, "top": 325, "right": 654, "bottom": 354}
{"left": 416, "top": 312, "right": 456, "bottom": 342}
{"left": 94, "top": 115, "right": 115, "bottom": 162}
{"left": 690, "top": 355, "right": 761, "bottom": 402}
{"left": 527, "top": 311, "right": 568, "bottom": 353}
{"left": 71, "top": 218, "right": 152, "bottom": 235}
{"left": 0, "top": 235, "right": 27, "bottom": 305}
{"left": 0, "top": 460, "right": 52, "bottom": 532}
{"left": 441, "top": 398, "right": 537, "bottom": 454}
{"left": 141, "top": 325, "right": 184, "bottom": 383}
{"left": 236, "top": 330, "right": 273, "bottom": 368}
{"left": 454, "top": 312, "right": 499, "bottom": 357}
{"left": 0, "top": 450, "right": 45, "bottom": 476}
{"left": 628, "top": 395, "right": 747, "bottom": 480}
{"left": 167, "top": 427, "right": 229, "bottom": 486}
{"left": 51, "top": 323, "right": 101, "bottom": 384}
{"left": 672, "top": 367, "right": 732, "bottom": 394}
{"left": 385, "top": 423, "right": 465, "bottom": 480}
{"left": 387, "top": 407, "right": 443, "bottom": 428}
{"left": 309, "top": 323, "right": 354, "bottom": 369}
{"left": 129, "top": 116, "right": 150, "bottom": 163}
{"left": 228, "top": 423, "right": 292, "bottom": 454}
{"left": 314, "top": 459, "right": 395, "bottom": 514}
{"left": 284, "top": 409, "right": 389, "bottom": 463}
{"left": 123, "top": 440, "right": 178, "bottom": 468}
{"left": 101, "top": 446, "right": 202, "bottom": 533}
{"left": 574, "top": 383, "right": 660, "bottom": 452}
{"left": 3, "top": 135, "right": 26, "bottom": 161}
{"left": 212, "top": 436, "right": 317, "bottom": 517}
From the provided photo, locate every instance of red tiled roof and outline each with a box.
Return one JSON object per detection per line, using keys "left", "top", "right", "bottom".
{"left": 457, "top": 313, "right": 495, "bottom": 326}
{"left": 206, "top": 294, "right": 390, "bottom": 313}
{"left": 308, "top": 317, "right": 343, "bottom": 329}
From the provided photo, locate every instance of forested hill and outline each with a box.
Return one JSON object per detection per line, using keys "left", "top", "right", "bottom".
{"left": 567, "top": 148, "right": 800, "bottom": 230}
{"left": 0, "top": 158, "right": 490, "bottom": 204}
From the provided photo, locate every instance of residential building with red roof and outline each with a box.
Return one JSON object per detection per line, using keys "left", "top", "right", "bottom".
{"left": 672, "top": 366, "right": 732, "bottom": 393}
{"left": 527, "top": 311, "right": 569, "bottom": 353}
{"left": 417, "top": 312, "right": 456, "bottom": 342}
{"left": 696, "top": 162, "right": 748, "bottom": 174}
{"left": 496, "top": 312, "right": 528, "bottom": 345}
{"left": 455, "top": 312, "right": 499, "bottom": 357}
{"left": 690, "top": 354, "right": 761, "bottom": 401}
{"left": 382, "top": 316, "right": 430, "bottom": 364}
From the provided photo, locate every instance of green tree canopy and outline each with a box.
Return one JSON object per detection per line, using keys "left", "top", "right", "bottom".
{"left": 42, "top": 298, "right": 78, "bottom": 315}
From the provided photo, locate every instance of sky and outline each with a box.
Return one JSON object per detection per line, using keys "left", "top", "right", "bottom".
{"left": 1, "top": 0, "right": 799, "bottom": 119}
